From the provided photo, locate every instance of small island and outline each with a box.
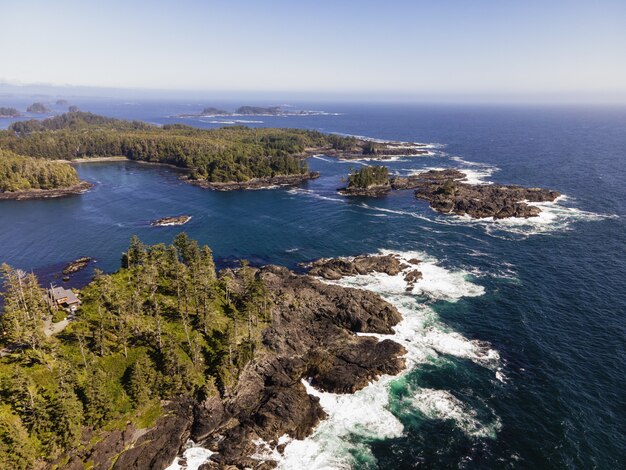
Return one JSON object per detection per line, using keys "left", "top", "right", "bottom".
{"left": 0, "top": 150, "right": 93, "bottom": 200}
{"left": 151, "top": 215, "right": 192, "bottom": 226}
{"left": 26, "top": 102, "right": 50, "bottom": 114}
{"left": 68, "top": 105, "right": 80, "bottom": 112}
{"left": 55, "top": 99, "right": 69, "bottom": 106}
{"left": 339, "top": 165, "right": 391, "bottom": 196}
{"left": 62, "top": 257, "right": 92, "bottom": 275}
{"left": 0, "top": 107, "right": 21, "bottom": 117}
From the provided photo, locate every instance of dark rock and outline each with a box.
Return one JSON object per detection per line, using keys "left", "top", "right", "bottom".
{"left": 188, "top": 172, "right": 319, "bottom": 191}
{"left": 403, "top": 169, "right": 560, "bottom": 219}
{"left": 302, "top": 254, "right": 404, "bottom": 280}
{"left": 62, "top": 257, "right": 92, "bottom": 275}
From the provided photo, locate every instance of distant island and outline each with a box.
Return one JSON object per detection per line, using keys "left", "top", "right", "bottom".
{"left": 0, "top": 149, "right": 92, "bottom": 200}
{"left": 26, "top": 102, "right": 50, "bottom": 113}
{"left": 338, "top": 166, "right": 561, "bottom": 219}
{"left": 176, "top": 104, "right": 340, "bottom": 118}
{"left": 0, "top": 107, "right": 21, "bottom": 117}
{"left": 55, "top": 99, "right": 69, "bottom": 106}
{"left": 68, "top": 105, "right": 80, "bottom": 112}
{"left": 0, "top": 112, "right": 427, "bottom": 191}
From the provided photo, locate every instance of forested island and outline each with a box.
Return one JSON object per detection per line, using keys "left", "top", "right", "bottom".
{"left": 27, "top": 102, "right": 50, "bottom": 114}
{"left": 0, "top": 235, "right": 407, "bottom": 468}
{"left": 0, "top": 149, "right": 91, "bottom": 200}
{"left": 0, "top": 107, "right": 21, "bottom": 117}
{"left": 340, "top": 165, "right": 391, "bottom": 196}
{"left": 0, "top": 112, "right": 426, "bottom": 190}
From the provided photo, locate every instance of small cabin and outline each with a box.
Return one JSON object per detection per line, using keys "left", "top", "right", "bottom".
{"left": 47, "top": 286, "right": 81, "bottom": 312}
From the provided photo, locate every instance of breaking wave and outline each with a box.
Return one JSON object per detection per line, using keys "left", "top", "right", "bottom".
{"left": 276, "top": 250, "right": 500, "bottom": 469}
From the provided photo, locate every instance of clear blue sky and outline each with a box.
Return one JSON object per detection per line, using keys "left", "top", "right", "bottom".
{"left": 1, "top": 0, "right": 625, "bottom": 101}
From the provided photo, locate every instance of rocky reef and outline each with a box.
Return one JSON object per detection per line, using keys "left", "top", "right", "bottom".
{"left": 78, "top": 256, "right": 410, "bottom": 469}
{"left": 402, "top": 169, "right": 561, "bottom": 219}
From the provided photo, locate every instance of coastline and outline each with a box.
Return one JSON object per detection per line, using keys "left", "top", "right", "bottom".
{"left": 0, "top": 180, "right": 93, "bottom": 201}
{"left": 187, "top": 172, "right": 320, "bottom": 191}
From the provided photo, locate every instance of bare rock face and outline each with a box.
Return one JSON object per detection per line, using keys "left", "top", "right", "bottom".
{"left": 302, "top": 253, "right": 405, "bottom": 280}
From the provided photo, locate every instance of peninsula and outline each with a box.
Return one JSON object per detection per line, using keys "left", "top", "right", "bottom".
{"left": 0, "top": 236, "right": 408, "bottom": 469}
{"left": 0, "top": 149, "right": 92, "bottom": 200}
{"left": 0, "top": 112, "right": 427, "bottom": 191}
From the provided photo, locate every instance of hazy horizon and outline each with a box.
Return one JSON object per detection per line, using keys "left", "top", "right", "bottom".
{"left": 1, "top": 0, "right": 626, "bottom": 104}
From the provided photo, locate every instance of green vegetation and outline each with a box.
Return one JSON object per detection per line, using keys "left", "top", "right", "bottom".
{"left": 437, "top": 178, "right": 457, "bottom": 196}
{"left": 0, "top": 112, "right": 358, "bottom": 183}
{"left": 347, "top": 165, "right": 389, "bottom": 189}
{"left": 0, "top": 107, "right": 20, "bottom": 117}
{"left": 26, "top": 102, "right": 50, "bottom": 114}
{"left": 0, "top": 149, "right": 80, "bottom": 192}
{"left": 0, "top": 234, "right": 270, "bottom": 467}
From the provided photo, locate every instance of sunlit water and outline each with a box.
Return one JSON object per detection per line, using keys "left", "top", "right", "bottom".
{"left": 1, "top": 102, "right": 624, "bottom": 468}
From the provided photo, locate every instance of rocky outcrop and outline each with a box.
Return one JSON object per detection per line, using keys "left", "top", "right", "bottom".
{"left": 0, "top": 181, "right": 93, "bottom": 201}
{"left": 408, "top": 170, "right": 560, "bottom": 219}
{"left": 62, "top": 257, "right": 92, "bottom": 275}
{"left": 191, "top": 262, "right": 405, "bottom": 468}
{"left": 188, "top": 172, "right": 319, "bottom": 191}
{"left": 151, "top": 215, "right": 192, "bottom": 226}
{"left": 61, "top": 401, "right": 194, "bottom": 470}
{"left": 302, "top": 254, "right": 405, "bottom": 280}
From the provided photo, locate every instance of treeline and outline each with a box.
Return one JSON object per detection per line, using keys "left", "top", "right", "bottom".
{"left": 0, "top": 112, "right": 359, "bottom": 182}
{"left": 0, "top": 234, "right": 270, "bottom": 468}
{"left": 347, "top": 165, "right": 389, "bottom": 188}
{"left": 0, "top": 149, "right": 80, "bottom": 192}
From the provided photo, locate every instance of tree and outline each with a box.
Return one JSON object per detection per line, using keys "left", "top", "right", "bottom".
{"left": 0, "top": 264, "right": 48, "bottom": 351}
{"left": 0, "top": 406, "right": 36, "bottom": 470}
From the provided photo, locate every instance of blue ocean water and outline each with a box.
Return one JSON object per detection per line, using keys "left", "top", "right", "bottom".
{"left": 0, "top": 101, "right": 624, "bottom": 468}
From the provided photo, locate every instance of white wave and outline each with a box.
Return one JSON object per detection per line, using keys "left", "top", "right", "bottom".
{"left": 287, "top": 188, "right": 344, "bottom": 203}
{"left": 409, "top": 388, "right": 501, "bottom": 439}
{"left": 278, "top": 250, "right": 500, "bottom": 469}
{"left": 165, "top": 440, "right": 213, "bottom": 470}
{"left": 440, "top": 195, "right": 618, "bottom": 239}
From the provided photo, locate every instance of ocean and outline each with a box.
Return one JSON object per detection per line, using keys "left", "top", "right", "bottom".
{"left": 1, "top": 101, "right": 624, "bottom": 468}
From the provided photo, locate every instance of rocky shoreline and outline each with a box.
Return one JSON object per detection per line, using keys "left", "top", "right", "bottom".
{"left": 70, "top": 255, "right": 411, "bottom": 470}
{"left": 187, "top": 172, "right": 320, "bottom": 191}
{"left": 0, "top": 180, "right": 93, "bottom": 201}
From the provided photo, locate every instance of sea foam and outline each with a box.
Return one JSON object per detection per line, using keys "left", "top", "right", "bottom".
{"left": 276, "top": 250, "right": 500, "bottom": 469}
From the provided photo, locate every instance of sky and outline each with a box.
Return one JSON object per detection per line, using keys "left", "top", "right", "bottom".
{"left": 1, "top": 0, "right": 625, "bottom": 102}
